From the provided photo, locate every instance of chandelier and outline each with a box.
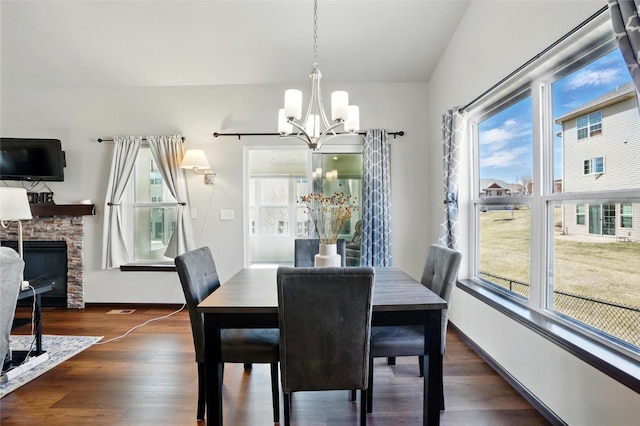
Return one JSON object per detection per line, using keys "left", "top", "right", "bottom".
{"left": 277, "top": 0, "right": 359, "bottom": 150}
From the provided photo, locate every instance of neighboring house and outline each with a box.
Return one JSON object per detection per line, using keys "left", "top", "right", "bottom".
{"left": 555, "top": 82, "right": 640, "bottom": 241}
{"left": 482, "top": 182, "right": 512, "bottom": 197}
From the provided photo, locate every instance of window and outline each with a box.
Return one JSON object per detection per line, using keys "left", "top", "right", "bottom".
{"left": 576, "top": 204, "right": 586, "bottom": 225}
{"left": 131, "top": 147, "right": 177, "bottom": 262}
{"left": 470, "top": 22, "right": 640, "bottom": 355}
{"left": 621, "top": 203, "right": 633, "bottom": 228}
{"left": 583, "top": 157, "right": 604, "bottom": 174}
{"left": 577, "top": 110, "right": 602, "bottom": 139}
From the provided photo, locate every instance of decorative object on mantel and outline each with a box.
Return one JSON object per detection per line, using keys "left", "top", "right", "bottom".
{"left": 29, "top": 203, "right": 96, "bottom": 217}
{"left": 299, "top": 190, "right": 357, "bottom": 267}
{"left": 276, "top": 0, "right": 359, "bottom": 150}
{"left": 27, "top": 192, "right": 55, "bottom": 204}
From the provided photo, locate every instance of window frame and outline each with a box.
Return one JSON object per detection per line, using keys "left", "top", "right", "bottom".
{"left": 466, "top": 13, "right": 640, "bottom": 366}
{"left": 577, "top": 110, "right": 603, "bottom": 140}
{"left": 583, "top": 156, "right": 605, "bottom": 175}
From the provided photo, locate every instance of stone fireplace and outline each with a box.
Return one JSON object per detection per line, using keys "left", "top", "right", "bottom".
{"left": 0, "top": 204, "right": 94, "bottom": 308}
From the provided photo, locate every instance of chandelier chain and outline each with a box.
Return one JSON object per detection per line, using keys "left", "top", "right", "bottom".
{"left": 313, "top": 0, "right": 318, "bottom": 69}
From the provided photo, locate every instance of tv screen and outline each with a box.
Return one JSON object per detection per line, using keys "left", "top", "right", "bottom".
{"left": 0, "top": 138, "right": 65, "bottom": 181}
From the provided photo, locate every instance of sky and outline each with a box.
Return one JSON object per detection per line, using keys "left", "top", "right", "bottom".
{"left": 478, "top": 49, "right": 633, "bottom": 185}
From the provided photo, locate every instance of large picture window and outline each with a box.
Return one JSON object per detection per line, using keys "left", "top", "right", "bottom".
{"left": 470, "top": 23, "right": 640, "bottom": 353}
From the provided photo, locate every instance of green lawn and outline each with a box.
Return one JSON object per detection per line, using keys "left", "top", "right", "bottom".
{"left": 479, "top": 208, "right": 640, "bottom": 346}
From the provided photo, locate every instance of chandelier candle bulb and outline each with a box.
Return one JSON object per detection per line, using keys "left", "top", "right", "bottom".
{"left": 331, "top": 91, "right": 349, "bottom": 121}
{"left": 344, "top": 105, "right": 360, "bottom": 132}
{"left": 284, "top": 89, "right": 303, "bottom": 120}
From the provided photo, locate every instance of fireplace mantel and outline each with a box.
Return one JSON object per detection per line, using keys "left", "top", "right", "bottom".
{"left": 30, "top": 203, "right": 96, "bottom": 217}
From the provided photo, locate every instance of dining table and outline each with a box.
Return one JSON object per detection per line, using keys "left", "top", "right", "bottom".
{"left": 197, "top": 266, "right": 447, "bottom": 426}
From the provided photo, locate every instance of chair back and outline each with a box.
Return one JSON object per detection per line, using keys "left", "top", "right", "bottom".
{"left": 421, "top": 244, "right": 462, "bottom": 350}
{"left": 294, "top": 238, "right": 346, "bottom": 267}
{"left": 277, "top": 266, "right": 374, "bottom": 393}
{"left": 175, "top": 246, "right": 221, "bottom": 362}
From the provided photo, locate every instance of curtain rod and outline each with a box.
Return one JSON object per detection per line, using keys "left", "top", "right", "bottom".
{"left": 213, "top": 131, "right": 405, "bottom": 140}
{"left": 461, "top": 5, "right": 609, "bottom": 112}
{"left": 97, "top": 137, "right": 186, "bottom": 143}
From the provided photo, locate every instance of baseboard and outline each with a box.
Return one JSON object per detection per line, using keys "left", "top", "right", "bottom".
{"left": 449, "top": 323, "right": 566, "bottom": 426}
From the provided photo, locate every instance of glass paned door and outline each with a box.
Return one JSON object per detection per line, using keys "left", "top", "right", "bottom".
{"left": 588, "top": 204, "right": 601, "bottom": 235}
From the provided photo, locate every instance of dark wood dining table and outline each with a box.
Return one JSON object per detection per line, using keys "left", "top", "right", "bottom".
{"left": 197, "top": 267, "right": 447, "bottom": 425}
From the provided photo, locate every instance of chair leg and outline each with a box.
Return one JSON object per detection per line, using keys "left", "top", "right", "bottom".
{"left": 196, "top": 362, "right": 206, "bottom": 421}
{"left": 387, "top": 356, "right": 396, "bottom": 365}
{"left": 360, "top": 389, "right": 367, "bottom": 426}
{"left": 270, "top": 362, "right": 280, "bottom": 423}
{"left": 438, "top": 354, "right": 445, "bottom": 411}
{"left": 350, "top": 389, "right": 356, "bottom": 401}
{"left": 284, "top": 392, "right": 291, "bottom": 426}
{"left": 418, "top": 355, "right": 424, "bottom": 377}
{"left": 244, "top": 362, "right": 252, "bottom": 370}
{"left": 367, "top": 359, "right": 374, "bottom": 413}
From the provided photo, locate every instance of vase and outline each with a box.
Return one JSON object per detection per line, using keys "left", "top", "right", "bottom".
{"left": 314, "top": 243, "right": 341, "bottom": 267}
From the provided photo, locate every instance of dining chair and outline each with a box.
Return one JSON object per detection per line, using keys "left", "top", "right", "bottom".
{"left": 175, "top": 246, "right": 280, "bottom": 422}
{"left": 294, "top": 238, "right": 347, "bottom": 266}
{"left": 367, "top": 244, "right": 461, "bottom": 413}
{"left": 277, "top": 266, "right": 375, "bottom": 426}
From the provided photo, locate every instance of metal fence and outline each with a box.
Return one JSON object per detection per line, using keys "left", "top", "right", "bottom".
{"left": 479, "top": 271, "right": 640, "bottom": 347}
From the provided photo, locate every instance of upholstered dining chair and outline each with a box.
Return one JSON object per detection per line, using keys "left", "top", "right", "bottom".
{"left": 175, "top": 246, "right": 280, "bottom": 422}
{"left": 277, "top": 266, "right": 375, "bottom": 426}
{"left": 367, "top": 244, "right": 462, "bottom": 413}
{"left": 294, "top": 238, "right": 347, "bottom": 266}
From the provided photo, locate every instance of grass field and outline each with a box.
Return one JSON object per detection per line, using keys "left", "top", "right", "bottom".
{"left": 479, "top": 207, "right": 640, "bottom": 346}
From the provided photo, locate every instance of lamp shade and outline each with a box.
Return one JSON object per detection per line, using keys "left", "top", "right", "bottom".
{"left": 0, "top": 188, "right": 32, "bottom": 221}
{"left": 180, "top": 149, "right": 211, "bottom": 170}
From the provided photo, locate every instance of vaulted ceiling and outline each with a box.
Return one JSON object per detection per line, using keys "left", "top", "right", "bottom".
{"left": 1, "top": 1, "right": 470, "bottom": 89}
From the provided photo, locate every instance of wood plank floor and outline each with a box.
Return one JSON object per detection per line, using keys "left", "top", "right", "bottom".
{"left": 1, "top": 305, "right": 550, "bottom": 425}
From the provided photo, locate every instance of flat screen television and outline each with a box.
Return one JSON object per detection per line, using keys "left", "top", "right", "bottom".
{"left": 0, "top": 138, "right": 66, "bottom": 181}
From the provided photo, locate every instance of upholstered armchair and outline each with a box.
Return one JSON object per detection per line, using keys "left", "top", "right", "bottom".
{"left": 346, "top": 219, "right": 363, "bottom": 266}
{"left": 1, "top": 247, "right": 24, "bottom": 367}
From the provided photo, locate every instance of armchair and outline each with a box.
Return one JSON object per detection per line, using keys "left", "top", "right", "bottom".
{"left": 1, "top": 247, "right": 24, "bottom": 368}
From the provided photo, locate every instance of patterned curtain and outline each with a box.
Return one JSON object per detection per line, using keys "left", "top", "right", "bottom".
{"left": 609, "top": 1, "right": 640, "bottom": 92}
{"left": 361, "top": 129, "right": 392, "bottom": 266}
{"left": 147, "top": 135, "right": 195, "bottom": 258}
{"left": 438, "top": 108, "right": 466, "bottom": 250}
{"left": 102, "top": 136, "right": 142, "bottom": 269}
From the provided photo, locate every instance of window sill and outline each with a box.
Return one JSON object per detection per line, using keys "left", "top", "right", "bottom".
{"left": 457, "top": 279, "right": 640, "bottom": 393}
{"left": 120, "top": 263, "right": 176, "bottom": 272}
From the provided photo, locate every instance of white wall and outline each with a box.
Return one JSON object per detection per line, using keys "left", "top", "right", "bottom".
{"left": 427, "top": 1, "right": 640, "bottom": 424}
{"left": 1, "top": 82, "right": 429, "bottom": 303}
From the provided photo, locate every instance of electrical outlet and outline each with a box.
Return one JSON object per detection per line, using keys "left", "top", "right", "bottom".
{"left": 219, "top": 209, "right": 235, "bottom": 221}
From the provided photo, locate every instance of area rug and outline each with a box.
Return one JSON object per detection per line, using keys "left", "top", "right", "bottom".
{"left": 0, "top": 335, "right": 102, "bottom": 398}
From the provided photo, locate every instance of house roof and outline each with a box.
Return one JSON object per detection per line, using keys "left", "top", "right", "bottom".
{"left": 555, "top": 81, "right": 637, "bottom": 123}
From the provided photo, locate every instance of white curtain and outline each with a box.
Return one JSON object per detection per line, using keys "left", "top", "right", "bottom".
{"left": 102, "top": 136, "right": 142, "bottom": 269}
{"left": 147, "top": 135, "right": 195, "bottom": 258}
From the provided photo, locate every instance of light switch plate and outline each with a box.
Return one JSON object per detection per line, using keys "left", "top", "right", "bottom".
{"left": 219, "top": 209, "right": 235, "bottom": 221}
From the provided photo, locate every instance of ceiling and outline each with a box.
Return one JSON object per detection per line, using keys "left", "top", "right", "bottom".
{"left": 1, "top": 0, "right": 470, "bottom": 89}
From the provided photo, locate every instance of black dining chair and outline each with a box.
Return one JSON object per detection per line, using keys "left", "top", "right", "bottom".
{"left": 175, "top": 246, "right": 280, "bottom": 422}
{"left": 294, "top": 238, "right": 347, "bottom": 266}
{"left": 367, "top": 244, "right": 462, "bottom": 413}
{"left": 277, "top": 266, "right": 375, "bottom": 426}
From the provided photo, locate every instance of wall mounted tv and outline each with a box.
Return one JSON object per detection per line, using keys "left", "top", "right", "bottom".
{"left": 0, "top": 138, "right": 66, "bottom": 181}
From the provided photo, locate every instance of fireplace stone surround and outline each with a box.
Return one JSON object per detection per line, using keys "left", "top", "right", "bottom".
{"left": 0, "top": 204, "right": 95, "bottom": 308}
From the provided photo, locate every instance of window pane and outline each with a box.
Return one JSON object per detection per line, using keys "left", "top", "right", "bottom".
{"left": 479, "top": 206, "right": 531, "bottom": 299}
{"left": 259, "top": 178, "right": 288, "bottom": 205}
{"left": 134, "top": 148, "right": 177, "bottom": 203}
{"left": 133, "top": 206, "right": 176, "bottom": 261}
{"left": 478, "top": 96, "right": 533, "bottom": 198}
{"left": 260, "top": 207, "right": 287, "bottom": 235}
{"left": 552, "top": 201, "right": 640, "bottom": 347}
{"left": 553, "top": 49, "right": 637, "bottom": 193}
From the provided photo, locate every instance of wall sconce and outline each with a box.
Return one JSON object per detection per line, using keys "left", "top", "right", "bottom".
{"left": 180, "top": 149, "right": 215, "bottom": 185}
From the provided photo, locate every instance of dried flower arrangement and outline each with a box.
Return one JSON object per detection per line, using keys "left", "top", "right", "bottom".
{"left": 299, "top": 189, "right": 358, "bottom": 244}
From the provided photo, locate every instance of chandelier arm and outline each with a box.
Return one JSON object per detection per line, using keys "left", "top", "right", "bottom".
{"left": 319, "top": 120, "right": 345, "bottom": 139}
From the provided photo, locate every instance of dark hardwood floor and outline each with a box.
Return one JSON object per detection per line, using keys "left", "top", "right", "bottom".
{"left": 2, "top": 305, "right": 550, "bottom": 425}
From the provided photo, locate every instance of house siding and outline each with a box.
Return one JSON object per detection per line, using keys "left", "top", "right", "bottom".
{"left": 561, "top": 93, "right": 640, "bottom": 241}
